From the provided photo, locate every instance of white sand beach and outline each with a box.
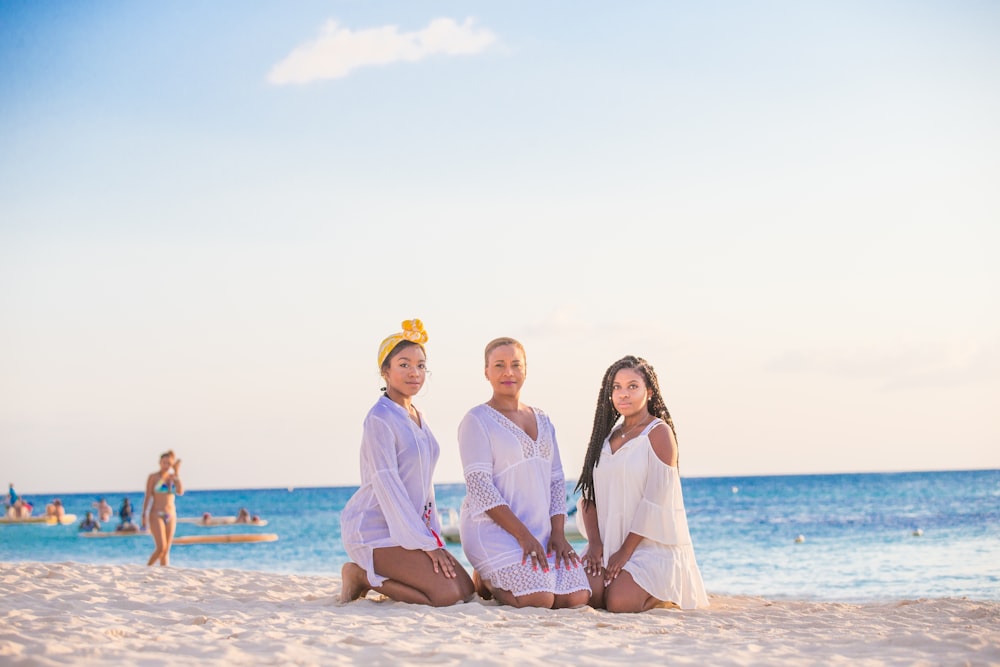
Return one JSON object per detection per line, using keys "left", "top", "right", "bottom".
{"left": 1, "top": 561, "right": 998, "bottom": 667}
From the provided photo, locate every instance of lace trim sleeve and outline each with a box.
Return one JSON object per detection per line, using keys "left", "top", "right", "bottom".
{"left": 545, "top": 413, "right": 567, "bottom": 517}
{"left": 549, "top": 475, "right": 567, "bottom": 518}
{"left": 465, "top": 470, "right": 508, "bottom": 515}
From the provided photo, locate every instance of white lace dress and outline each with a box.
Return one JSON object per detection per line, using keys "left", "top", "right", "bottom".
{"left": 340, "top": 396, "right": 445, "bottom": 587}
{"left": 589, "top": 418, "right": 709, "bottom": 609}
{"left": 458, "top": 403, "right": 590, "bottom": 597}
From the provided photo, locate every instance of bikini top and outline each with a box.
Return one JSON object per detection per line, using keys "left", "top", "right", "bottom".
{"left": 154, "top": 477, "right": 176, "bottom": 494}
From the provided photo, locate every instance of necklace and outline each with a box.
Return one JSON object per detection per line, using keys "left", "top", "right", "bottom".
{"left": 615, "top": 416, "right": 650, "bottom": 442}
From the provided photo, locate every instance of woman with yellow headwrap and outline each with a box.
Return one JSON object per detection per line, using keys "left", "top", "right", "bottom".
{"left": 340, "top": 319, "right": 475, "bottom": 606}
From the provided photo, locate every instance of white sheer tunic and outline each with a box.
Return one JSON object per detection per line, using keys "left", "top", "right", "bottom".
{"left": 590, "top": 418, "right": 709, "bottom": 609}
{"left": 458, "top": 404, "right": 590, "bottom": 597}
{"left": 340, "top": 396, "right": 444, "bottom": 587}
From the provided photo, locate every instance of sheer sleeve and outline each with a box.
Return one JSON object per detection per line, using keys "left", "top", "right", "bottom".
{"left": 459, "top": 412, "right": 508, "bottom": 515}
{"left": 362, "top": 415, "right": 440, "bottom": 551}
{"left": 547, "top": 416, "right": 568, "bottom": 518}
{"left": 629, "top": 451, "right": 693, "bottom": 546}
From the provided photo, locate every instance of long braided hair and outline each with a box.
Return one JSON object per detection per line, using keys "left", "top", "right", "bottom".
{"left": 575, "top": 355, "right": 677, "bottom": 505}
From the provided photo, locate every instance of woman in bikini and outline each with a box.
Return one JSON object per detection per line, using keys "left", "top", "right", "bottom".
{"left": 142, "top": 450, "right": 184, "bottom": 566}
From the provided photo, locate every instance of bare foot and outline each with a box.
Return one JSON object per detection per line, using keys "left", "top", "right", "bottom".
{"left": 472, "top": 569, "right": 493, "bottom": 601}
{"left": 340, "top": 562, "right": 371, "bottom": 603}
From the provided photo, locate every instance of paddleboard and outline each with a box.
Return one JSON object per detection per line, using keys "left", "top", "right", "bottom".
{"left": 172, "top": 533, "right": 278, "bottom": 545}
{"left": 177, "top": 516, "right": 268, "bottom": 527}
{"left": 0, "top": 514, "right": 77, "bottom": 525}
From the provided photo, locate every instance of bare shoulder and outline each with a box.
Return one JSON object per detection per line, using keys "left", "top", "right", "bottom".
{"left": 647, "top": 421, "right": 678, "bottom": 467}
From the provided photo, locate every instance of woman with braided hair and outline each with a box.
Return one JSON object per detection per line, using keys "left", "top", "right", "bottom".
{"left": 575, "top": 355, "right": 708, "bottom": 612}
{"left": 340, "top": 318, "right": 475, "bottom": 606}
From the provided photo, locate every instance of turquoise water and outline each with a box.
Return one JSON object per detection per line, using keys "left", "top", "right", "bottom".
{"left": 2, "top": 469, "right": 997, "bottom": 603}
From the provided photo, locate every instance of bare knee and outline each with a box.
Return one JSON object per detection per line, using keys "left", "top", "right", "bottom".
{"left": 422, "top": 578, "right": 471, "bottom": 607}
{"left": 606, "top": 599, "right": 640, "bottom": 613}
{"left": 513, "top": 592, "right": 555, "bottom": 609}
{"left": 558, "top": 589, "right": 591, "bottom": 609}
{"left": 605, "top": 589, "right": 643, "bottom": 613}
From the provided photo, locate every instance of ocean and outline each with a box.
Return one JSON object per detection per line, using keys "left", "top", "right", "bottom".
{"left": 2, "top": 469, "right": 997, "bottom": 603}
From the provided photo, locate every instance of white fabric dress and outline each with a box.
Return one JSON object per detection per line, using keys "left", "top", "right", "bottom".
{"left": 340, "top": 396, "right": 445, "bottom": 587}
{"left": 590, "top": 418, "right": 709, "bottom": 609}
{"left": 458, "top": 403, "right": 590, "bottom": 597}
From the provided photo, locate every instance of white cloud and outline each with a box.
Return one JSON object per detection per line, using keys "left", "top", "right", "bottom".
{"left": 267, "top": 17, "right": 497, "bottom": 85}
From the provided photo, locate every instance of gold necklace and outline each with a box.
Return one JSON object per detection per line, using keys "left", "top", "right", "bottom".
{"left": 616, "top": 416, "right": 650, "bottom": 441}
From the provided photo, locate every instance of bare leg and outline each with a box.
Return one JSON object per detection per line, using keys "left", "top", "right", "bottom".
{"left": 584, "top": 568, "right": 606, "bottom": 609}
{"left": 553, "top": 588, "right": 591, "bottom": 609}
{"left": 147, "top": 514, "right": 167, "bottom": 566}
{"left": 489, "top": 587, "right": 556, "bottom": 609}
{"left": 472, "top": 570, "right": 493, "bottom": 600}
{"left": 340, "top": 562, "right": 371, "bottom": 602}
{"left": 160, "top": 515, "right": 176, "bottom": 566}
{"left": 604, "top": 570, "right": 663, "bottom": 613}
{"left": 370, "top": 547, "right": 474, "bottom": 607}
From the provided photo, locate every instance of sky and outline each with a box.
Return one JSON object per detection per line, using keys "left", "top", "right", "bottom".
{"left": 1, "top": 1, "right": 998, "bottom": 497}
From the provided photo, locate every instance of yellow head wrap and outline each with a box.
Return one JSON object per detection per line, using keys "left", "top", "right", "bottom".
{"left": 377, "top": 318, "right": 429, "bottom": 369}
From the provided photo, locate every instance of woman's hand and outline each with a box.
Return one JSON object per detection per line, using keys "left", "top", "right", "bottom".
{"left": 604, "top": 546, "right": 634, "bottom": 586}
{"left": 547, "top": 533, "right": 581, "bottom": 570}
{"left": 424, "top": 548, "right": 459, "bottom": 579}
{"left": 173, "top": 459, "right": 182, "bottom": 476}
{"left": 581, "top": 541, "right": 605, "bottom": 578}
{"left": 517, "top": 534, "right": 549, "bottom": 572}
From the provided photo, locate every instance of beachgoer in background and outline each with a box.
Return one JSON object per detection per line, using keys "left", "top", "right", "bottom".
{"left": 45, "top": 499, "right": 66, "bottom": 521}
{"left": 340, "top": 319, "right": 475, "bottom": 607}
{"left": 117, "top": 497, "right": 137, "bottom": 532}
{"left": 93, "top": 497, "right": 113, "bottom": 522}
{"left": 576, "top": 355, "right": 709, "bottom": 612}
{"left": 457, "top": 337, "right": 589, "bottom": 609}
{"left": 5, "top": 483, "right": 17, "bottom": 518}
{"left": 6, "top": 483, "right": 29, "bottom": 518}
{"left": 200, "top": 512, "right": 213, "bottom": 525}
{"left": 235, "top": 507, "right": 251, "bottom": 524}
{"left": 142, "top": 450, "right": 183, "bottom": 566}
{"left": 78, "top": 511, "right": 101, "bottom": 532}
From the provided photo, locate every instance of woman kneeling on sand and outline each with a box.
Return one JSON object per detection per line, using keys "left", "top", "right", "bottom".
{"left": 339, "top": 319, "right": 475, "bottom": 607}
{"left": 576, "top": 356, "right": 708, "bottom": 612}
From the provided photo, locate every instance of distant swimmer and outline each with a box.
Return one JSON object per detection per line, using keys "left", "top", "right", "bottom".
{"left": 45, "top": 499, "right": 66, "bottom": 521}
{"left": 93, "top": 497, "right": 113, "bottom": 522}
{"left": 79, "top": 511, "right": 101, "bottom": 532}
{"left": 117, "top": 497, "right": 137, "bottom": 532}
{"left": 794, "top": 534, "right": 806, "bottom": 543}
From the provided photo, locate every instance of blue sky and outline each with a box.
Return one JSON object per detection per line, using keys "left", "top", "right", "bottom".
{"left": 2, "top": 1, "right": 998, "bottom": 495}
